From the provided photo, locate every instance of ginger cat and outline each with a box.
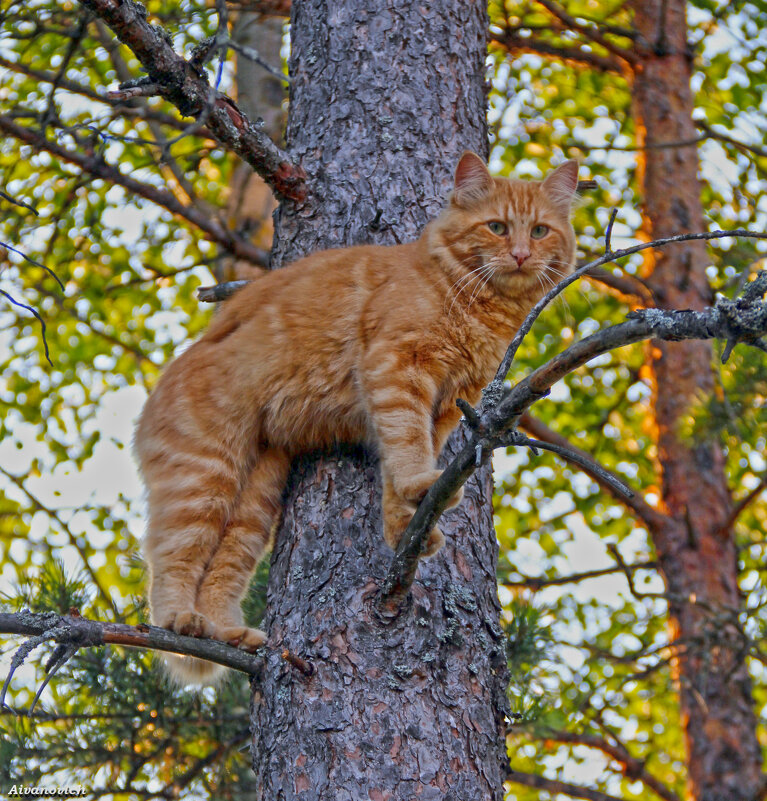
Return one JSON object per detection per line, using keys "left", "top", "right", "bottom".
{"left": 134, "top": 152, "right": 578, "bottom": 684}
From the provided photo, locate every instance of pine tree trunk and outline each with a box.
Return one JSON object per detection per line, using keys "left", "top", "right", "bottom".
{"left": 629, "top": 2, "right": 763, "bottom": 797}
{"left": 250, "top": 2, "right": 511, "bottom": 798}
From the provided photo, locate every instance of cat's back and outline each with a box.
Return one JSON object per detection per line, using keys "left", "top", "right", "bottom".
{"left": 207, "top": 240, "right": 428, "bottom": 348}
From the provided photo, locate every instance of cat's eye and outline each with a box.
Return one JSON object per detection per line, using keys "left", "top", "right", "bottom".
{"left": 487, "top": 221, "right": 507, "bottom": 236}
{"left": 531, "top": 224, "right": 549, "bottom": 239}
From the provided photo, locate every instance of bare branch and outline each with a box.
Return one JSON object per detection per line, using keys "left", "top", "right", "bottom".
{"left": 503, "top": 428, "right": 635, "bottom": 500}
{"left": 92, "top": 18, "right": 211, "bottom": 216}
{"left": 490, "top": 229, "right": 767, "bottom": 390}
{"left": 583, "top": 265, "right": 654, "bottom": 304}
{"left": 719, "top": 471, "right": 767, "bottom": 536}
{"left": 0, "top": 465, "right": 121, "bottom": 617}
{"left": 0, "top": 188, "right": 39, "bottom": 215}
{"left": 0, "top": 288, "right": 52, "bottom": 366}
{"left": 0, "top": 115, "right": 266, "bottom": 265}
{"left": 198, "top": 279, "right": 252, "bottom": 302}
{"left": 506, "top": 768, "right": 629, "bottom": 801}
{"left": 227, "top": 38, "right": 290, "bottom": 84}
{"left": 0, "top": 54, "right": 215, "bottom": 137}
{"left": 225, "top": 0, "right": 291, "bottom": 13}
{"left": 0, "top": 239, "right": 64, "bottom": 291}
{"left": 697, "top": 119, "right": 767, "bottom": 160}
{"left": 490, "top": 29, "right": 622, "bottom": 73}
{"left": 519, "top": 412, "right": 667, "bottom": 529}
{"left": 74, "top": 0, "right": 306, "bottom": 202}
{"left": 535, "top": 0, "right": 638, "bottom": 66}
{"left": 604, "top": 207, "right": 619, "bottom": 254}
{"left": 501, "top": 559, "right": 658, "bottom": 591}
{"left": 0, "top": 609, "right": 263, "bottom": 682}
{"left": 516, "top": 728, "right": 682, "bottom": 801}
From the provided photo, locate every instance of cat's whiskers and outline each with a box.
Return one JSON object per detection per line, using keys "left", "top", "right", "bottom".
{"left": 539, "top": 263, "right": 573, "bottom": 320}
{"left": 445, "top": 258, "right": 500, "bottom": 315}
{"left": 466, "top": 259, "right": 501, "bottom": 308}
{"left": 447, "top": 267, "right": 495, "bottom": 315}
{"left": 444, "top": 263, "right": 491, "bottom": 311}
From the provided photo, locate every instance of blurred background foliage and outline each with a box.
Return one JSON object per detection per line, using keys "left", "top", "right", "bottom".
{"left": 0, "top": 0, "right": 765, "bottom": 798}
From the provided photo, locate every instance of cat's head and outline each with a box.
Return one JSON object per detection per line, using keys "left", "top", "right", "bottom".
{"left": 435, "top": 152, "right": 578, "bottom": 302}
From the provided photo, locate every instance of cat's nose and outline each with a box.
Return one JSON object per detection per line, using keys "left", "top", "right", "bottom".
{"left": 512, "top": 248, "right": 530, "bottom": 266}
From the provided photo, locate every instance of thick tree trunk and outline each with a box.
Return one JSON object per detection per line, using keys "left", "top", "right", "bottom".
{"left": 250, "top": 2, "right": 511, "bottom": 799}
{"left": 629, "top": 2, "right": 763, "bottom": 798}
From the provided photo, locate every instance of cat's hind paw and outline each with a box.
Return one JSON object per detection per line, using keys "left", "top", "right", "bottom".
{"left": 216, "top": 625, "right": 267, "bottom": 652}
{"left": 422, "top": 526, "right": 445, "bottom": 557}
{"left": 164, "top": 610, "right": 217, "bottom": 639}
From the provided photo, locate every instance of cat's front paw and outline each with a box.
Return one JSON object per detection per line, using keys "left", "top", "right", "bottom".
{"left": 395, "top": 470, "right": 463, "bottom": 509}
{"left": 383, "top": 502, "right": 446, "bottom": 557}
{"left": 422, "top": 526, "right": 445, "bottom": 557}
{"left": 216, "top": 625, "right": 267, "bottom": 652}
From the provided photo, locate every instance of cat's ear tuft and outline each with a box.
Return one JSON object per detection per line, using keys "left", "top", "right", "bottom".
{"left": 452, "top": 151, "right": 494, "bottom": 207}
{"left": 542, "top": 160, "right": 579, "bottom": 213}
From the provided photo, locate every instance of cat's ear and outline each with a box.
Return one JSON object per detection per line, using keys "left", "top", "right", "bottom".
{"left": 452, "top": 151, "right": 494, "bottom": 207}
{"left": 542, "top": 160, "right": 579, "bottom": 213}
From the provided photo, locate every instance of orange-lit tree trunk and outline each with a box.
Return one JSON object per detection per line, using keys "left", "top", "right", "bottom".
{"left": 629, "top": 1, "right": 763, "bottom": 798}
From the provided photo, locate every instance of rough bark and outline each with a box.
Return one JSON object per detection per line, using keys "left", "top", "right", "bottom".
{"left": 249, "top": 2, "right": 511, "bottom": 799}
{"left": 629, "top": 2, "right": 763, "bottom": 798}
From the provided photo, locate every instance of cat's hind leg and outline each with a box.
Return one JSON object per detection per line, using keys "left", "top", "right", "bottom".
{"left": 195, "top": 447, "right": 290, "bottom": 651}
{"left": 140, "top": 440, "right": 246, "bottom": 642}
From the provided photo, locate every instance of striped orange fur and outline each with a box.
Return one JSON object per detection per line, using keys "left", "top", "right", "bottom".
{"left": 134, "top": 153, "right": 578, "bottom": 684}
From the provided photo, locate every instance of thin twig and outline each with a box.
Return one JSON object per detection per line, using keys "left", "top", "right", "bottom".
{"left": 489, "top": 228, "right": 767, "bottom": 392}
{"left": 607, "top": 544, "right": 668, "bottom": 601}
{"left": 604, "top": 207, "right": 619, "bottom": 254}
{"left": 0, "top": 240, "right": 64, "bottom": 290}
{"left": 0, "top": 288, "right": 52, "bottom": 366}
{"left": 501, "top": 559, "right": 658, "bottom": 591}
{"left": 0, "top": 465, "right": 121, "bottom": 616}
{"left": 227, "top": 39, "right": 291, "bottom": 83}
{"left": 518, "top": 412, "right": 666, "bottom": 529}
{"left": 0, "top": 188, "right": 39, "bottom": 215}
{"left": 512, "top": 728, "right": 682, "bottom": 801}
{"left": 198, "top": 279, "right": 253, "bottom": 302}
{"left": 503, "top": 429, "right": 634, "bottom": 500}
{"left": 719, "top": 472, "right": 767, "bottom": 536}
{"left": 0, "top": 115, "right": 267, "bottom": 265}
{"left": 281, "top": 648, "right": 315, "bottom": 677}
{"left": 506, "top": 768, "right": 629, "bottom": 801}
{"left": 535, "top": 0, "right": 638, "bottom": 66}
{"left": 489, "top": 29, "right": 622, "bottom": 73}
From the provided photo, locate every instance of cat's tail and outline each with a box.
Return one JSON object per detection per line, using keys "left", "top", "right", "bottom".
{"left": 162, "top": 653, "right": 227, "bottom": 686}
